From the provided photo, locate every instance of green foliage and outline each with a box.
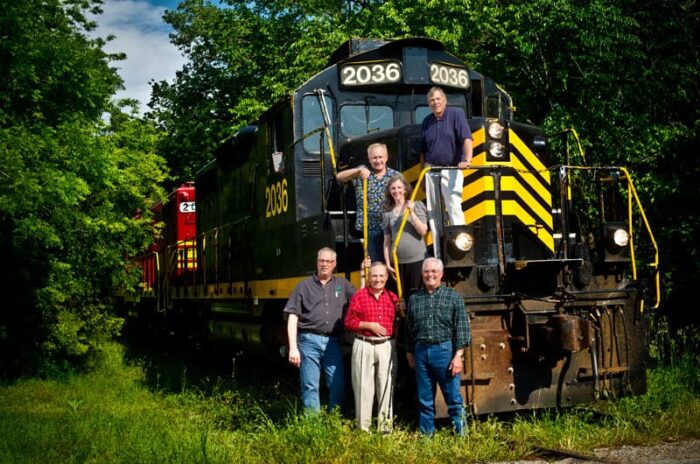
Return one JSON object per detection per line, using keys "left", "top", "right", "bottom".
{"left": 0, "top": 1, "right": 168, "bottom": 375}
{"left": 0, "top": 342, "right": 698, "bottom": 463}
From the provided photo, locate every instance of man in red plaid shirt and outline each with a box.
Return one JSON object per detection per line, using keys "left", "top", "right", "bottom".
{"left": 344, "top": 262, "right": 399, "bottom": 432}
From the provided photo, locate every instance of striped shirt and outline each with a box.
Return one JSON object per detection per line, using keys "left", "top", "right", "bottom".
{"left": 405, "top": 285, "right": 471, "bottom": 352}
{"left": 344, "top": 287, "right": 399, "bottom": 338}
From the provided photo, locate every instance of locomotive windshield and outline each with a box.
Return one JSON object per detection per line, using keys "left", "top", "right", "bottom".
{"left": 302, "top": 94, "right": 334, "bottom": 153}
{"left": 339, "top": 104, "right": 393, "bottom": 136}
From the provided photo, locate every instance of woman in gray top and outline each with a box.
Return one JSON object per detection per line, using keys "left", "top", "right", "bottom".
{"left": 382, "top": 174, "right": 429, "bottom": 301}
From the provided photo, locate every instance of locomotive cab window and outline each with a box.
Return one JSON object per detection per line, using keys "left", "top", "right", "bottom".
{"left": 302, "top": 95, "right": 334, "bottom": 154}
{"left": 339, "top": 104, "right": 393, "bottom": 137}
{"left": 414, "top": 105, "right": 431, "bottom": 123}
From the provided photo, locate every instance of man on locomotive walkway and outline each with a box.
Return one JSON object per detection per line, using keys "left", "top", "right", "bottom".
{"left": 344, "top": 261, "right": 399, "bottom": 432}
{"left": 419, "top": 86, "right": 473, "bottom": 253}
{"left": 285, "top": 247, "right": 356, "bottom": 413}
{"left": 336, "top": 142, "right": 400, "bottom": 262}
{"left": 405, "top": 257, "right": 471, "bottom": 435}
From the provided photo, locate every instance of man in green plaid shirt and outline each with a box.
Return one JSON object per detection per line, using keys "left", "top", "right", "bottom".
{"left": 405, "top": 257, "right": 471, "bottom": 435}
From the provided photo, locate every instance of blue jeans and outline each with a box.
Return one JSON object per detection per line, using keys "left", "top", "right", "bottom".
{"left": 414, "top": 340, "right": 464, "bottom": 435}
{"left": 298, "top": 332, "right": 345, "bottom": 413}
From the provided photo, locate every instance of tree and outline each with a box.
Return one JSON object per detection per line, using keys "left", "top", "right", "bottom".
{"left": 151, "top": 0, "right": 698, "bottom": 327}
{"left": 0, "top": 0, "right": 168, "bottom": 376}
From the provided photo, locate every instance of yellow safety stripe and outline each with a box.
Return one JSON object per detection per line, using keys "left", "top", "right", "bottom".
{"left": 501, "top": 177, "right": 553, "bottom": 229}
{"left": 502, "top": 201, "right": 555, "bottom": 251}
{"left": 177, "top": 270, "right": 365, "bottom": 302}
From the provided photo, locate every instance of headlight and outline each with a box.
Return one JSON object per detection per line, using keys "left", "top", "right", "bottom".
{"left": 488, "top": 141, "right": 506, "bottom": 158}
{"left": 488, "top": 121, "right": 505, "bottom": 139}
{"left": 612, "top": 228, "right": 629, "bottom": 247}
{"left": 452, "top": 232, "right": 474, "bottom": 252}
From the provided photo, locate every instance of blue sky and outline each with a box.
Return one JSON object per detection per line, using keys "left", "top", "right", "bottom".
{"left": 90, "top": 0, "right": 186, "bottom": 113}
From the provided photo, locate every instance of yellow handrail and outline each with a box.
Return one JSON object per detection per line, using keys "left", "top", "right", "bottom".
{"left": 362, "top": 177, "right": 369, "bottom": 282}
{"left": 392, "top": 166, "right": 432, "bottom": 300}
{"left": 562, "top": 165, "right": 660, "bottom": 311}
{"left": 619, "top": 166, "right": 660, "bottom": 310}
{"left": 316, "top": 89, "right": 338, "bottom": 172}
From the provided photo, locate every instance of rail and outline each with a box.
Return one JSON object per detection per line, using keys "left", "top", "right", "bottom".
{"left": 388, "top": 164, "right": 659, "bottom": 310}
{"left": 561, "top": 165, "right": 660, "bottom": 311}
{"left": 391, "top": 165, "right": 490, "bottom": 300}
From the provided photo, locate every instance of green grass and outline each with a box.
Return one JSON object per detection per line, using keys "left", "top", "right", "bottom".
{"left": 1, "top": 337, "right": 699, "bottom": 464}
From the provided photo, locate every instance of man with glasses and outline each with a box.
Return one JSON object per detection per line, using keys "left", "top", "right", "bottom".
{"left": 405, "top": 257, "right": 471, "bottom": 435}
{"left": 285, "top": 247, "right": 356, "bottom": 413}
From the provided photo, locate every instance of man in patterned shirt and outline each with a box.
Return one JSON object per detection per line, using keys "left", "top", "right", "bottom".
{"left": 405, "top": 257, "right": 471, "bottom": 435}
{"left": 344, "top": 261, "right": 399, "bottom": 432}
{"left": 337, "top": 143, "right": 399, "bottom": 262}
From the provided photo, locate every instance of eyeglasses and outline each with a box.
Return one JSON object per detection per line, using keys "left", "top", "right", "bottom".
{"left": 317, "top": 259, "right": 335, "bottom": 264}
{"left": 422, "top": 269, "right": 441, "bottom": 274}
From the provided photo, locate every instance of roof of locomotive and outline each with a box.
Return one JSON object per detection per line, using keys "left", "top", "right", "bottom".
{"left": 327, "top": 37, "right": 446, "bottom": 65}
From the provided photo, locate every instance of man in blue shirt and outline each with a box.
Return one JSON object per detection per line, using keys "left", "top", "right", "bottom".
{"left": 420, "top": 87, "right": 473, "bottom": 251}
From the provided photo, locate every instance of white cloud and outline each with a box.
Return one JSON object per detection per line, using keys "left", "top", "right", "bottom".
{"left": 91, "top": 0, "right": 186, "bottom": 113}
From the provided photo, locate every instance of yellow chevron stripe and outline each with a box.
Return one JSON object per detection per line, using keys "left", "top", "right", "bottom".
{"left": 503, "top": 200, "right": 555, "bottom": 251}
{"left": 501, "top": 177, "right": 553, "bottom": 228}
{"left": 465, "top": 200, "right": 495, "bottom": 224}
{"left": 472, "top": 127, "right": 485, "bottom": 147}
{"left": 509, "top": 130, "right": 548, "bottom": 172}
{"left": 463, "top": 172, "right": 493, "bottom": 202}
{"left": 509, "top": 130, "right": 551, "bottom": 204}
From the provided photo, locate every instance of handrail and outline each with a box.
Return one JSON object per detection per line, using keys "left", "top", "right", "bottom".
{"left": 391, "top": 165, "right": 488, "bottom": 300}
{"left": 362, "top": 177, "right": 369, "bottom": 281}
{"left": 619, "top": 167, "right": 660, "bottom": 310}
{"left": 561, "top": 165, "right": 660, "bottom": 311}
{"left": 315, "top": 89, "right": 338, "bottom": 172}
{"left": 391, "top": 167, "right": 431, "bottom": 300}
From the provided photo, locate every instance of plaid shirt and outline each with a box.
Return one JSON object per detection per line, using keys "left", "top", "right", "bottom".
{"left": 344, "top": 287, "right": 399, "bottom": 338}
{"left": 405, "top": 285, "right": 471, "bottom": 353}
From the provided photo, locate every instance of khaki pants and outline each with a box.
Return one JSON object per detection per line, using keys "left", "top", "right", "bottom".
{"left": 350, "top": 338, "right": 397, "bottom": 432}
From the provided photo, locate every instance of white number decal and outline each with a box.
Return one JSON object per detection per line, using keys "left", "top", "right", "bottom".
{"left": 430, "top": 63, "right": 470, "bottom": 89}
{"left": 265, "top": 179, "right": 288, "bottom": 218}
{"left": 179, "top": 201, "right": 196, "bottom": 213}
{"left": 340, "top": 61, "right": 402, "bottom": 86}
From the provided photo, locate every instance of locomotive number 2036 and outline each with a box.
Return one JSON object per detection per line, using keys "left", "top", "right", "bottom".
{"left": 340, "top": 61, "right": 401, "bottom": 86}
{"left": 265, "top": 179, "right": 288, "bottom": 218}
{"left": 430, "top": 63, "right": 470, "bottom": 89}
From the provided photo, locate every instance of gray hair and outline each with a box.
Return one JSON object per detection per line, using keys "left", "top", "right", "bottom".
{"left": 426, "top": 86, "right": 446, "bottom": 99}
{"left": 367, "top": 142, "right": 388, "bottom": 157}
{"left": 317, "top": 247, "right": 337, "bottom": 260}
{"left": 422, "top": 257, "right": 444, "bottom": 272}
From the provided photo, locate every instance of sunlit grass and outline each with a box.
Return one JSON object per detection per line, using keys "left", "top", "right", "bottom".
{"left": 1, "top": 326, "right": 699, "bottom": 463}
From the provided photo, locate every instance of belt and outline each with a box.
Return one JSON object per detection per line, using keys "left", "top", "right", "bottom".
{"left": 416, "top": 339, "right": 450, "bottom": 346}
{"left": 355, "top": 334, "right": 391, "bottom": 345}
{"left": 300, "top": 328, "right": 334, "bottom": 337}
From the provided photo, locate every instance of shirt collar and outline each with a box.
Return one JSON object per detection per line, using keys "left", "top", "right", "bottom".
{"left": 313, "top": 273, "right": 335, "bottom": 285}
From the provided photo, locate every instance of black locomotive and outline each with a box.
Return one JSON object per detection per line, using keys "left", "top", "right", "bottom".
{"left": 124, "top": 37, "right": 660, "bottom": 415}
